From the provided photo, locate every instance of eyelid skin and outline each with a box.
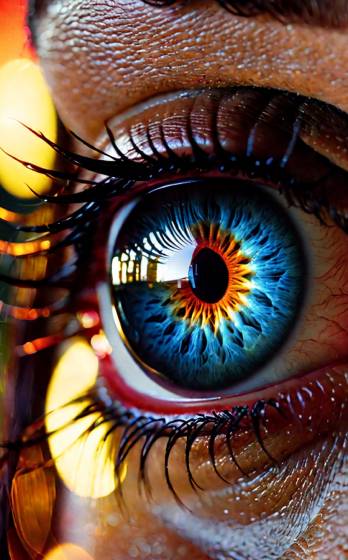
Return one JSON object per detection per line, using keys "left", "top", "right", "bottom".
{"left": 33, "top": 0, "right": 348, "bottom": 142}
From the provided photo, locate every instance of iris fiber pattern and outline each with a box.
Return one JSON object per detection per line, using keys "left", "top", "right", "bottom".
{"left": 111, "top": 182, "right": 305, "bottom": 391}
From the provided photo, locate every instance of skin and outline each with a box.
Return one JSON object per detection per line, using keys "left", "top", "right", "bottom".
{"left": 18, "top": 1, "right": 348, "bottom": 558}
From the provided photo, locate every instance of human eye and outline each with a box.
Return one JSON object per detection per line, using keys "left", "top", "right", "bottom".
{"left": 95, "top": 89, "right": 346, "bottom": 411}
{"left": 1, "top": 80, "right": 347, "bottom": 559}
{"left": 2, "top": 0, "right": 348, "bottom": 557}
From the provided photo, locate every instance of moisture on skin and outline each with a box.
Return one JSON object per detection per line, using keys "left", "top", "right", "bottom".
{"left": 28, "top": 1, "right": 348, "bottom": 559}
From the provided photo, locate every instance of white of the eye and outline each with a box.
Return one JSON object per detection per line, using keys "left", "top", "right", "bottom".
{"left": 98, "top": 282, "right": 211, "bottom": 403}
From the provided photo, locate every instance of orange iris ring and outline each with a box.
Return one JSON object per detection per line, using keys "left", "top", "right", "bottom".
{"left": 170, "top": 225, "right": 253, "bottom": 333}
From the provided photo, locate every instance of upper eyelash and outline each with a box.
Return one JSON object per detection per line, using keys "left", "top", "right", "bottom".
{"left": 0, "top": 100, "right": 347, "bottom": 322}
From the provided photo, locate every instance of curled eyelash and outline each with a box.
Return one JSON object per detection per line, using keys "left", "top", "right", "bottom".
{"left": 1, "top": 89, "right": 348, "bottom": 328}
{"left": 0, "top": 386, "right": 284, "bottom": 506}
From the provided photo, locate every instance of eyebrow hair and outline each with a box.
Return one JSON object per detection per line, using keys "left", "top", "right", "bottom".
{"left": 28, "top": 0, "right": 348, "bottom": 40}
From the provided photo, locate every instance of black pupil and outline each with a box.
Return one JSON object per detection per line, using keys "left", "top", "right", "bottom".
{"left": 189, "top": 247, "right": 229, "bottom": 304}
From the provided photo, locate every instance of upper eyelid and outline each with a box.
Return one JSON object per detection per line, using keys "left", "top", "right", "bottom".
{"left": 3, "top": 86, "right": 347, "bottom": 242}
{"left": 96, "top": 88, "right": 348, "bottom": 173}
{"left": 5, "top": 86, "right": 348, "bottom": 206}
{"left": 28, "top": 0, "right": 348, "bottom": 35}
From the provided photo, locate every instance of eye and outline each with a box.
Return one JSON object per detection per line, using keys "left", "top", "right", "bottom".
{"left": 86, "top": 88, "right": 348, "bottom": 412}
{"left": 103, "top": 179, "right": 306, "bottom": 399}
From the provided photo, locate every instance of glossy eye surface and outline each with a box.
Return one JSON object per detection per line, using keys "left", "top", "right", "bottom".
{"left": 110, "top": 180, "right": 305, "bottom": 392}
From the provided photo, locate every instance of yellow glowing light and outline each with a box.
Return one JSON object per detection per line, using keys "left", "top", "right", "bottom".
{"left": 0, "top": 58, "right": 57, "bottom": 198}
{"left": 0, "top": 237, "right": 51, "bottom": 256}
{"left": 45, "top": 338, "right": 123, "bottom": 499}
{"left": 44, "top": 543, "right": 94, "bottom": 560}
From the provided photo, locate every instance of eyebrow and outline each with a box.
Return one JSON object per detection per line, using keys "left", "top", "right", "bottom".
{"left": 28, "top": 0, "right": 348, "bottom": 36}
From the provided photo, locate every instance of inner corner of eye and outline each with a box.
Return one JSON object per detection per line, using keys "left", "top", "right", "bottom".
{"left": 101, "top": 179, "right": 307, "bottom": 399}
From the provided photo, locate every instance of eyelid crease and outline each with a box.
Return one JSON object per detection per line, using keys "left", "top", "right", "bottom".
{"left": 143, "top": 0, "right": 348, "bottom": 28}
{"left": 98, "top": 87, "right": 348, "bottom": 172}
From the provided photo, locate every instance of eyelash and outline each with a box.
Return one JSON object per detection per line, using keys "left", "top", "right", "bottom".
{"left": 1, "top": 93, "right": 347, "bottom": 500}
{"left": 3, "top": 381, "right": 284, "bottom": 505}
{"left": 2, "top": 113, "right": 347, "bottom": 263}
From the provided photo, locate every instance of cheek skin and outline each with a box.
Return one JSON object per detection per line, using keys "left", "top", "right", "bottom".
{"left": 35, "top": 0, "right": 348, "bottom": 141}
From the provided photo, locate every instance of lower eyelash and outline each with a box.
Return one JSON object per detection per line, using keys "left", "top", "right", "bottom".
{"left": 0, "top": 387, "right": 283, "bottom": 505}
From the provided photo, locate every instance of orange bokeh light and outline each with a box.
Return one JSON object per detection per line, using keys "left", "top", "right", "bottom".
{"left": 0, "top": 0, "right": 34, "bottom": 66}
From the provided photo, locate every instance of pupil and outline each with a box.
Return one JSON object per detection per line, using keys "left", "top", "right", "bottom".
{"left": 189, "top": 247, "right": 229, "bottom": 304}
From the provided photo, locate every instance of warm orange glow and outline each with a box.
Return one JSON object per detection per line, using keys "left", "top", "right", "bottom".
{"left": 10, "top": 446, "right": 56, "bottom": 558}
{"left": 0, "top": 58, "right": 57, "bottom": 198}
{"left": 0, "top": 0, "right": 34, "bottom": 67}
{"left": 17, "top": 334, "right": 64, "bottom": 357}
{"left": 0, "top": 206, "right": 21, "bottom": 222}
{"left": 44, "top": 543, "right": 94, "bottom": 560}
{"left": 45, "top": 338, "right": 125, "bottom": 499}
{"left": 0, "top": 237, "right": 51, "bottom": 256}
{"left": 11, "top": 305, "right": 50, "bottom": 321}
{"left": 171, "top": 225, "right": 252, "bottom": 332}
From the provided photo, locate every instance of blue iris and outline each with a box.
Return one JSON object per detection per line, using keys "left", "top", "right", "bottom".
{"left": 111, "top": 181, "right": 305, "bottom": 391}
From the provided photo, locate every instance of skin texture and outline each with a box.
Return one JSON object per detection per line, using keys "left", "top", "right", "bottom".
{"left": 34, "top": 0, "right": 348, "bottom": 141}
{"left": 22, "top": 1, "right": 348, "bottom": 558}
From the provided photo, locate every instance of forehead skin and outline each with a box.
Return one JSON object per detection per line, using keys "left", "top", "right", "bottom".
{"left": 34, "top": 0, "right": 348, "bottom": 142}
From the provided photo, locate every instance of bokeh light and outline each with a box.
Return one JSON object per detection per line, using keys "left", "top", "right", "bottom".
{"left": 0, "top": 58, "right": 57, "bottom": 198}
{"left": 44, "top": 543, "right": 94, "bottom": 560}
{"left": 45, "top": 338, "right": 125, "bottom": 499}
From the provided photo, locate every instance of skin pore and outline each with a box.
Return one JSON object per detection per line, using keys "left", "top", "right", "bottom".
{"left": 11, "top": 0, "right": 347, "bottom": 558}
